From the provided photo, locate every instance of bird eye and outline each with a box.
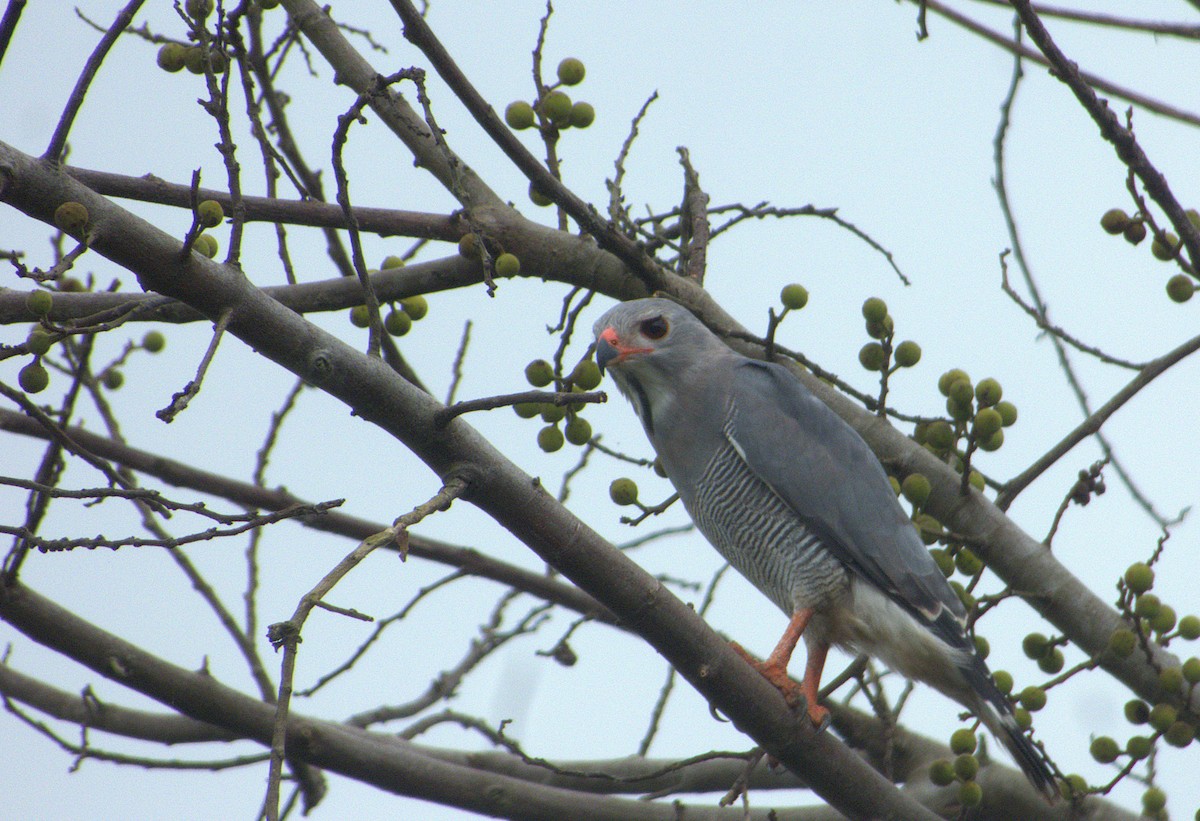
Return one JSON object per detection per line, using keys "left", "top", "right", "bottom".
{"left": 639, "top": 316, "right": 669, "bottom": 340}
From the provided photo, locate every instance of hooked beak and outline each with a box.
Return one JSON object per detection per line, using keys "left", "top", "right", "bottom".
{"left": 595, "top": 329, "right": 619, "bottom": 374}
{"left": 595, "top": 326, "right": 649, "bottom": 374}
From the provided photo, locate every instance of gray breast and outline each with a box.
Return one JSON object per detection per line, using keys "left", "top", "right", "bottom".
{"left": 686, "top": 431, "right": 849, "bottom": 616}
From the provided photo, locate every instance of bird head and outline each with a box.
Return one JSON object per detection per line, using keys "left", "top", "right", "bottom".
{"left": 592, "top": 298, "right": 731, "bottom": 433}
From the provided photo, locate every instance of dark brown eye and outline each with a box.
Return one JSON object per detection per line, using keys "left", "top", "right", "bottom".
{"left": 639, "top": 315, "right": 669, "bottom": 340}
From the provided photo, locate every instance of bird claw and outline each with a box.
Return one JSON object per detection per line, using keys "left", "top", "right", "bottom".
{"left": 730, "top": 641, "right": 829, "bottom": 730}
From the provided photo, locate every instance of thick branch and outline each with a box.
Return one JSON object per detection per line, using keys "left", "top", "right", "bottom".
{"left": 66, "top": 166, "right": 463, "bottom": 239}
{"left": 0, "top": 407, "right": 618, "bottom": 627}
{"left": 0, "top": 583, "right": 824, "bottom": 821}
{"left": 0, "top": 137, "right": 938, "bottom": 821}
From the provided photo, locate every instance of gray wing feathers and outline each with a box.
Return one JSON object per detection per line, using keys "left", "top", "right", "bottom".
{"left": 725, "top": 360, "right": 969, "bottom": 648}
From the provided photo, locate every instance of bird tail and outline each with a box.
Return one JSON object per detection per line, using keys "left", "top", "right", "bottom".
{"left": 962, "top": 657, "right": 1059, "bottom": 802}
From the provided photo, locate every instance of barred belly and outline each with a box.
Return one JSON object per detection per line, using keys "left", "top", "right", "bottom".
{"left": 688, "top": 438, "right": 848, "bottom": 615}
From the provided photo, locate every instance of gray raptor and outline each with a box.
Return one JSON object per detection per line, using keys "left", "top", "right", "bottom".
{"left": 594, "top": 297, "right": 1056, "bottom": 799}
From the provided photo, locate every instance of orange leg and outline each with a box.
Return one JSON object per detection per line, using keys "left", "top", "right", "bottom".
{"left": 732, "top": 607, "right": 830, "bottom": 730}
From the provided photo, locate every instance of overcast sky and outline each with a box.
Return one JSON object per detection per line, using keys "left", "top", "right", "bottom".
{"left": 3, "top": 2, "right": 1200, "bottom": 819}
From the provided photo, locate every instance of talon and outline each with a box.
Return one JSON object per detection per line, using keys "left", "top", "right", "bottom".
{"left": 808, "top": 703, "right": 831, "bottom": 732}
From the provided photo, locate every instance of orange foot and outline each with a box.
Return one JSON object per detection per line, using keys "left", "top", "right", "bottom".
{"left": 730, "top": 641, "right": 830, "bottom": 731}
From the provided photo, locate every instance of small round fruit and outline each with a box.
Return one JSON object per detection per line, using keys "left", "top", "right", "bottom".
{"left": 1124, "top": 221, "right": 1147, "bottom": 245}
{"left": 938, "top": 368, "right": 971, "bottom": 397}
{"left": 183, "top": 46, "right": 207, "bottom": 74}
{"left": 1108, "top": 628, "right": 1136, "bottom": 658}
{"left": 142, "top": 330, "right": 166, "bottom": 353}
{"left": 609, "top": 478, "right": 639, "bottom": 506}
{"left": 1150, "top": 605, "right": 1177, "bottom": 634}
{"left": 1142, "top": 787, "right": 1167, "bottom": 814}
{"left": 26, "top": 328, "right": 53, "bottom": 356}
{"left": 894, "top": 340, "right": 921, "bottom": 367}
{"left": 537, "top": 425, "right": 564, "bottom": 453}
{"left": 858, "top": 342, "right": 886, "bottom": 372}
{"left": 1061, "top": 774, "right": 1088, "bottom": 799}
{"left": 1013, "top": 707, "right": 1032, "bottom": 730}
{"left": 1158, "top": 666, "right": 1184, "bottom": 695}
{"left": 1146, "top": 705, "right": 1175, "bottom": 742}
{"left": 157, "top": 43, "right": 188, "bottom": 72}
{"left": 513, "top": 402, "right": 540, "bottom": 419}
{"left": 653, "top": 458, "right": 668, "bottom": 478}
{"left": 524, "top": 359, "right": 554, "bottom": 388}
{"left": 381, "top": 255, "right": 405, "bottom": 269}
{"left": 861, "top": 297, "right": 888, "bottom": 324}
{"left": 948, "top": 378, "right": 974, "bottom": 405}
{"left": 1179, "top": 615, "right": 1200, "bottom": 640}
{"left": 958, "top": 781, "right": 983, "bottom": 807}
{"left": 950, "top": 728, "right": 977, "bottom": 755}
{"left": 495, "top": 253, "right": 521, "bottom": 278}
{"left": 384, "top": 309, "right": 412, "bottom": 336}
{"left": 196, "top": 199, "right": 224, "bottom": 228}
{"left": 102, "top": 369, "right": 124, "bottom": 390}
{"left": 349, "top": 305, "right": 371, "bottom": 328}
{"left": 193, "top": 233, "right": 218, "bottom": 258}
{"left": 974, "top": 378, "right": 1002, "bottom": 407}
{"left": 1022, "top": 632, "right": 1048, "bottom": 659}
{"left": 978, "top": 429, "right": 1004, "bottom": 452}
{"left": 955, "top": 548, "right": 983, "bottom": 576}
{"left": 207, "top": 50, "right": 228, "bottom": 74}
{"left": 505, "top": 100, "right": 536, "bottom": 130}
{"left": 529, "top": 183, "right": 554, "bottom": 207}
{"left": 968, "top": 470, "right": 986, "bottom": 491}
{"left": 865, "top": 315, "right": 893, "bottom": 340}
{"left": 1136, "top": 594, "right": 1162, "bottom": 619}
{"left": 953, "top": 753, "right": 979, "bottom": 781}
{"left": 972, "top": 408, "right": 1002, "bottom": 439}
{"left": 556, "top": 57, "right": 586, "bottom": 86}
{"left": 926, "top": 421, "right": 955, "bottom": 452}
{"left": 994, "top": 400, "right": 1018, "bottom": 427}
{"left": 1151, "top": 232, "right": 1180, "bottom": 261}
{"left": 928, "top": 758, "right": 955, "bottom": 787}
{"left": 53, "top": 201, "right": 89, "bottom": 235}
{"left": 1126, "top": 735, "right": 1153, "bottom": 759}
{"left": 1124, "top": 562, "right": 1155, "bottom": 594}
{"left": 1166, "top": 274, "right": 1194, "bottom": 303}
{"left": 540, "top": 91, "right": 573, "bottom": 125}
{"left": 571, "top": 360, "right": 602, "bottom": 391}
{"left": 780, "top": 283, "right": 809, "bottom": 311}
{"left": 952, "top": 582, "right": 977, "bottom": 612}
{"left": 564, "top": 415, "right": 592, "bottom": 446}
{"left": 186, "top": 0, "right": 214, "bottom": 19}
{"left": 569, "top": 102, "right": 595, "bottom": 128}
{"left": 992, "top": 670, "right": 1013, "bottom": 695}
{"left": 1037, "top": 648, "right": 1065, "bottom": 674}
{"left": 25, "top": 290, "right": 53, "bottom": 317}
{"left": 540, "top": 403, "right": 566, "bottom": 424}
{"left": 401, "top": 295, "right": 428, "bottom": 320}
{"left": 457, "top": 232, "right": 481, "bottom": 259}
{"left": 901, "top": 473, "right": 931, "bottom": 507}
{"left": 975, "top": 636, "right": 989, "bottom": 660}
{"left": 1124, "top": 699, "right": 1150, "bottom": 724}
{"left": 930, "top": 547, "right": 953, "bottom": 576}
{"left": 1165, "top": 720, "right": 1194, "bottom": 748}
{"left": 1019, "top": 685, "right": 1046, "bottom": 711}
{"left": 18, "top": 361, "right": 49, "bottom": 393}
{"left": 946, "top": 397, "right": 973, "bottom": 423}
{"left": 1100, "top": 208, "right": 1130, "bottom": 234}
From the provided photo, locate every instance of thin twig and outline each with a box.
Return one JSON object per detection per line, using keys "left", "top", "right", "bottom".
{"left": 156, "top": 308, "right": 232, "bottom": 422}
{"left": 43, "top": 0, "right": 144, "bottom": 163}
{"left": 262, "top": 476, "right": 470, "bottom": 821}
